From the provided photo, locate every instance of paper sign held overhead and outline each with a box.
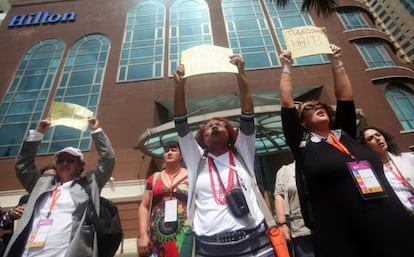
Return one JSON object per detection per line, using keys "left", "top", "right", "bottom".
{"left": 49, "top": 101, "right": 93, "bottom": 132}
{"left": 181, "top": 45, "right": 238, "bottom": 78}
{"left": 282, "top": 26, "right": 331, "bottom": 58}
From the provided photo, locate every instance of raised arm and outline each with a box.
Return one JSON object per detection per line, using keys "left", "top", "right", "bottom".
{"left": 230, "top": 55, "right": 253, "bottom": 113}
{"left": 329, "top": 44, "right": 352, "bottom": 101}
{"left": 279, "top": 50, "right": 295, "bottom": 108}
{"left": 87, "top": 117, "right": 116, "bottom": 188}
{"left": 15, "top": 118, "right": 51, "bottom": 192}
{"left": 174, "top": 64, "right": 187, "bottom": 116}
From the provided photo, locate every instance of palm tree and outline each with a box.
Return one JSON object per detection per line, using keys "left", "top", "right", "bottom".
{"left": 274, "top": 0, "right": 337, "bottom": 16}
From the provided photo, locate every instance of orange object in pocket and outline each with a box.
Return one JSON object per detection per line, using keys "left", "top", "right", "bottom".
{"left": 267, "top": 226, "right": 290, "bottom": 257}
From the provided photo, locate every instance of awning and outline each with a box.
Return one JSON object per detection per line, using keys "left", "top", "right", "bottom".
{"left": 135, "top": 87, "right": 321, "bottom": 157}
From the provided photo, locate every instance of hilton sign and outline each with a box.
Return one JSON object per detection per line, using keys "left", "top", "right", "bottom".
{"left": 8, "top": 11, "right": 76, "bottom": 28}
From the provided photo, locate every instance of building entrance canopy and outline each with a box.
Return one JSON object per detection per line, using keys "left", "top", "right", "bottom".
{"left": 135, "top": 87, "right": 320, "bottom": 158}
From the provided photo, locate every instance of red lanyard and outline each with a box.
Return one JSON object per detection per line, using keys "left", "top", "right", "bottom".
{"left": 327, "top": 133, "right": 356, "bottom": 160}
{"left": 46, "top": 184, "right": 61, "bottom": 218}
{"left": 208, "top": 152, "right": 236, "bottom": 205}
{"left": 385, "top": 158, "right": 412, "bottom": 192}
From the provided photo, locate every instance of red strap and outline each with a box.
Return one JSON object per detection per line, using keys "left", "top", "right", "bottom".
{"left": 208, "top": 152, "right": 236, "bottom": 205}
{"left": 385, "top": 158, "right": 411, "bottom": 191}
{"left": 327, "top": 133, "right": 356, "bottom": 160}
{"left": 47, "top": 184, "right": 61, "bottom": 218}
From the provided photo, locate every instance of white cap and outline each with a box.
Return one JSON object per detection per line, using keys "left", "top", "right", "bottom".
{"left": 54, "top": 147, "right": 84, "bottom": 161}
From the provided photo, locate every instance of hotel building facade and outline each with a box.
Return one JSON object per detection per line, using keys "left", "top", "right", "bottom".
{"left": 0, "top": 0, "right": 413, "bottom": 254}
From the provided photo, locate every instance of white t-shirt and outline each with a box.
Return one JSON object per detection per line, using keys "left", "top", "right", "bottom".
{"left": 179, "top": 130, "right": 264, "bottom": 236}
{"left": 384, "top": 153, "right": 414, "bottom": 212}
{"left": 23, "top": 180, "right": 76, "bottom": 257}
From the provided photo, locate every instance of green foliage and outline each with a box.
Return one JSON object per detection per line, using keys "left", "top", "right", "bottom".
{"left": 272, "top": 0, "right": 337, "bottom": 17}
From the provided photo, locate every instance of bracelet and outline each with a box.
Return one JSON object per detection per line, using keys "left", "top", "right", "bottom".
{"left": 281, "top": 71, "right": 292, "bottom": 75}
{"left": 276, "top": 221, "right": 287, "bottom": 226}
{"left": 332, "top": 60, "right": 344, "bottom": 69}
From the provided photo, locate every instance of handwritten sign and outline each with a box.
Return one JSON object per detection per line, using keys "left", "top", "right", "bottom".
{"left": 181, "top": 45, "right": 238, "bottom": 78}
{"left": 282, "top": 26, "right": 331, "bottom": 58}
{"left": 49, "top": 101, "right": 93, "bottom": 131}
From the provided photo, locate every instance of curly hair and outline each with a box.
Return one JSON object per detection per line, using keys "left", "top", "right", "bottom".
{"left": 297, "top": 99, "right": 336, "bottom": 129}
{"left": 358, "top": 126, "right": 400, "bottom": 155}
{"left": 195, "top": 117, "right": 238, "bottom": 152}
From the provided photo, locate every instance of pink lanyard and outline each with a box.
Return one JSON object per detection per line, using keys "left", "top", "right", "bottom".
{"left": 385, "top": 158, "right": 413, "bottom": 193}
{"left": 208, "top": 152, "right": 236, "bottom": 205}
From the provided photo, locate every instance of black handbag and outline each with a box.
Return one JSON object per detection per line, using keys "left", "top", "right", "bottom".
{"left": 210, "top": 157, "right": 250, "bottom": 218}
{"left": 226, "top": 187, "right": 250, "bottom": 218}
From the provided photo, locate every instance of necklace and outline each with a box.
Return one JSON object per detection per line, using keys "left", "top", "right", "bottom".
{"left": 208, "top": 152, "right": 236, "bottom": 205}
{"left": 164, "top": 167, "right": 181, "bottom": 186}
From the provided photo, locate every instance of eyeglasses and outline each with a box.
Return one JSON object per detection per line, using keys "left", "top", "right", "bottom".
{"left": 200, "top": 121, "right": 226, "bottom": 130}
{"left": 303, "top": 103, "right": 324, "bottom": 111}
{"left": 56, "top": 157, "right": 79, "bottom": 164}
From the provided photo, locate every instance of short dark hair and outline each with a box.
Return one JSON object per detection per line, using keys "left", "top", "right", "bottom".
{"left": 163, "top": 140, "right": 180, "bottom": 151}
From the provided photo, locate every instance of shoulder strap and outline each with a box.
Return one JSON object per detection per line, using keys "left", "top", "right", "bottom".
{"left": 233, "top": 153, "right": 276, "bottom": 228}
{"left": 152, "top": 172, "right": 161, "bottom": 188}
{"left": 186, "top": 157, "right": 205, "bottom": 228}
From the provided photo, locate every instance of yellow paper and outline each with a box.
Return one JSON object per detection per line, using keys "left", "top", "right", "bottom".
{"left": 49, "top": 101, "right": 93, "bottom": 131}
{"left": 282, "top": 26, "right": 331, "bottom": 58}
{"left": 181, "top": 45, "right": 238, "bottom": 78}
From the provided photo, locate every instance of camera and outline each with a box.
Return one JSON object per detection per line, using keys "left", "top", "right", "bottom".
{"left": 226, "top": 188, "right": 250, "bottom": 218}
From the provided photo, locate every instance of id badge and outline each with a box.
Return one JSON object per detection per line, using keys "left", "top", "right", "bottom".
{"left": 347, "top": 160, "right": 388, "bottom": 200}
{"left": 164, "top": 199, "right": 178, "bottom": 222}
{"left": 408, "top": 196, "right": 414, "bottom": 207}
{"left": 26, "top": 219, "right": 53, "bottom": 248}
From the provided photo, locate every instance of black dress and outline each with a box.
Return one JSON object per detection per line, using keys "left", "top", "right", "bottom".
{"left": 282, "top": 100, "right": 414, "bottom": 257}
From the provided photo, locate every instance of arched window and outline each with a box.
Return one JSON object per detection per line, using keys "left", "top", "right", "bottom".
{"left": 169, "top": 0, "right": 213, "bottom": 75}
{"left": 0, "top": 39, "right": 65, "bottom": 158}
{"left": 118, "top": 1, "right": 166, "bottom": 82}
{"left": 386, "top": 83, "right": 414, "bottom": 130}
{"left": 337, "top": 9, "right": 370, "bottom": 30}
{"left": 222, "top": 0, "right": 278, "bottom": 69}
{"left": 354, "top": 39, "right": 395, "bottom": 68}
{"left": 264, "top": 0, "right": 328, "bottom": 65}
{"left": 43, "top": 34, "right": 110, "bottom": 153}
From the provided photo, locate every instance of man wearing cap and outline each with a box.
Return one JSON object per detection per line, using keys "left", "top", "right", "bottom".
{"left": 3, "top": 117, "right": 115, "bottom": 257}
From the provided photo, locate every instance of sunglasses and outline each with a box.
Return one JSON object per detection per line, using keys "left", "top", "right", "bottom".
{"left": 303, "top": 103, "right": 325, "bottom": 111}
{"left": 200, "top": 121, "right": 226, "bottom": 130}
{"left": 56, "top": 157, "right": 79, "bottom": 164}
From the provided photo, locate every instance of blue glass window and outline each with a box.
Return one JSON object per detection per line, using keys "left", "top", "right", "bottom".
{"left": 354, "top": 39, "right": 395, "bottom": 68}
{"left": 337, "top": 10, "right": 370, "bottom": 30}
{"left": 42, "top": 34, "right": 110, "bottom": 153}
{"left": 118, "top": 1, "right": 165, "bottom": 82}
{"left": 386, "top": 83, "right": 414, "bottom": 130}
{"left": 169, "top": 0, "right": 213, "bottom": 75}
{"left": 222, "top": 0, "right": 278, "bottom": 69}
{"left": 264, "top": 0, "right": 328, "bottom": 65}
{"left": 0, "top": 39, "right": 65, "bottom": 158}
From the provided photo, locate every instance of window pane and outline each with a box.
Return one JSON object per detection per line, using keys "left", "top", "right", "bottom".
{"left": 0, "top": 39, "right": 65, "bottom": 158}
{"left": 169, "top": 0, "right": 212, "bottom": 76}
{"left": 118, "top": 2, "right": 165, "bottom": 82}
{"left": 223, "top": 0, "right": 278, "bottom": 70}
